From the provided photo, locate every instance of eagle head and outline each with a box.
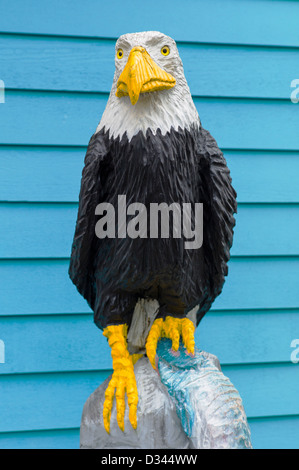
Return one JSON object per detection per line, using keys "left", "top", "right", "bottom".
{"left": 96, "top": 31, "right": 200, "bottom": 140}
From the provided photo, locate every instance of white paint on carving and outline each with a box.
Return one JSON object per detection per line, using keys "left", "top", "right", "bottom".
{"left": 96, "top": 31, "right": 200, "bottom": 141}
{"left": 127, "top": 298, "right": 160, "bottom": 354}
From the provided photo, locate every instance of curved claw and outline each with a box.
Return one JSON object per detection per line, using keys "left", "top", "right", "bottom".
{"left": 103, "top": 374, "right": 117, "bottom": 433}
{"left": 145, "top": 316, "right": 196, "bottom": 370}
{"left": 115, "top": 375, "right": 126, "bottom": 431}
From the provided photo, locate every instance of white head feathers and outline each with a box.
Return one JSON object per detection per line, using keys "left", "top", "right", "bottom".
{"left": 96, "top": 31, "right": 200, "bottom": 141}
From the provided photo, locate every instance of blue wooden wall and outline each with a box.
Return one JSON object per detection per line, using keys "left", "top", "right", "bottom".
{"left": 0, "top": 0, "right": 299, "bottom": 449}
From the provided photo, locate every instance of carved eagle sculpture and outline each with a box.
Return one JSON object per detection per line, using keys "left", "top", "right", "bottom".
{"left": 69, "top": 31, "right": 237, "bottom": 434}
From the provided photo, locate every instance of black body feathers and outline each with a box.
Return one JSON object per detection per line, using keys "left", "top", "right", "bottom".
{"left": 69, "top": 125, "right": 237, "bottom": 330}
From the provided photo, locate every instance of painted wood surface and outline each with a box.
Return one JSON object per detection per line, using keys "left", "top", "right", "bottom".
{"left": 1, "top": 203, "right": 299, "bottom": 257}
{"left": 1, "top": 147, "right": 299, "bottom": 203}
{"left": 0, "top": 0, "right": 298, "bottom": 449}
{"left": 1, "top": 258, "right": 299, "bottom": 314}
{"left": 0, "top": 310, "right": 298, "bottom": 374}
{"left": 1, "top": 34, "right": 298, "bottom": 100}
{"left": 1, "top": 0, "right": 299, "bottom": 47}
{"left": 0, "top": 364, "right": 298, "bottom": 432}
{"left": 1, "top": 91, "right": 298, "bottom": 150}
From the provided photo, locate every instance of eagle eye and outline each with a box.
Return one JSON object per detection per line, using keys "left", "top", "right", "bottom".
{"left": 161, "top": 45, "right": 170, "bottom": 56}
{"left": 117, "top": 48, "right": 124, "bottom": 59}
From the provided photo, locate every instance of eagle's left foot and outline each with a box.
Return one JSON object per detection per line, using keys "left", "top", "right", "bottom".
{"left": 145, "top": 316, "right": 195, "bottom": 370}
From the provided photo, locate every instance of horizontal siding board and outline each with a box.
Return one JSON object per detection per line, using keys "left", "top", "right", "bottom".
{"left": 248, "top": 415, "right": 299, "bottom": 449}
{"left": 0, "top": 146, "right": 83, "bottom": 203}
{"left": 0, "top": 363, "right": 298, "bottom": 433}
{"left": 0, "top": 428, "right": 80, "bottom": 449}
{"left": 0, "top": 203, "right": 77, "bottom": 259}
{"left": 0, "top": 257, "right": 298, "bottom": 315}
{"left": 0, "top": 259, "right": 92, "bottom": 315}
{"left": 1, "top": 91, "right": 299, "bottom": 150}
{"left": 0, "top": 314, "right": 112, "bottom": 374}
{"left": 2, "top": 34, "right": 299, "bottom": 99}
{"left": 0, "top": 0, "right": 299, "bottom": 48}
{"left": 0, "top": 310, "right": 298, "bottom": 375}
{"left": 0, "top": 370, "right": 110, "bottom": 433}
{"left": 225, "top": 362, "right": 299, "bottom": 420}
{"left": 0, "top": 35, "right": 115, "bottom": 95}
{"left": 1, "top": 147, "right": 299, "bottom": 204}
{"left": 227, "top": 151, "right": 299, "bottom": 204}
{"left": 212, "top": 256, "right": 299, "bottom": 311}
{"left": 199, "top": 310, "right": 299, "bottom": 366}
{"left": 231, "top": 204, "right": 299, "bottom": 257}
{"left": 1, "top": 203, "right": 299, "bottom": 258}
{"left": 1, "top": 417, "right": 299, "bottom": 449}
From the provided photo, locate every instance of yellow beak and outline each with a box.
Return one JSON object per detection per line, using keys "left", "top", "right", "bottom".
{"left": 116, "top": 46, "right": 176, "bottom": 105}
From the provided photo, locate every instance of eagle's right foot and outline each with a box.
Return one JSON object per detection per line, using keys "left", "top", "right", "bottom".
{"left": 145, "top": 316, "right": 195, "bottom": 370}
{"left": 103, "top": 324, "right": 138, "bottom": 433}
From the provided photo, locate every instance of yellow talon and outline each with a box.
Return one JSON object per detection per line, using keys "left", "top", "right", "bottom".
{"left": 102, "top": 324, "right": 138, "bottom": 433}
{"left": 145, "top": 316, "right": 195, "bottom": 370}
{"left": 181, "top": 317, "right": 195, "bottom": 355}
{"left": 145, "top": 318, "right": 164, "bottom": 369}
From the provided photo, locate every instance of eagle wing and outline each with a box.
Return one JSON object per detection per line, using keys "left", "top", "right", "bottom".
{"left": 69, "top": 131, "right": 109, "bottom": 310}
{"left": 196, "top": 126, "right": 237, "bottom": 324}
